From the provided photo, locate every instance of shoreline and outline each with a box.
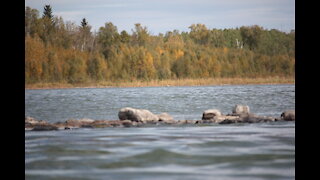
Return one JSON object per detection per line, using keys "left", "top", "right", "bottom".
{"left": 25, "top": 77, "right": 295, "bottom": 90}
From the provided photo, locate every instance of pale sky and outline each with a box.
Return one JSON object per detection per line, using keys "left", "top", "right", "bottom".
{"left": 25, "top": 0, "right": 295, "bottom": 35}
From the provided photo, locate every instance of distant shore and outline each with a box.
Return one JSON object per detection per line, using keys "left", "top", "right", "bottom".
{"left": 25, "top": 77, "right": 294, "bottom": 90}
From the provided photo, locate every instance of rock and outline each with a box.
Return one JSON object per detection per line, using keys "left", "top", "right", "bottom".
{"left": 118, "top": 107, "right": 159, "bottom": 123}
{"left": 219, "top": 113, "right": 275, "bottom": 124}
{"left": 239, "top": 113, "right": 275, "bottom": 123}
{"left": 177, "top": 120, "right": 197, "bottom": 124}
{"left": 232, "top": 105, "right": 250, "bottom": 115}
{"left": 202, "top": 109, "right": 222, "bottom": 120}
{"left": 213, "top": 115, "right": 239, "bottom": 123}
{"left": 25, "top": 117, "right": 48, "bottom": 125}
{"left": 65, "top": 118, "right": 95, "bottom": 127}
{"left": 121, "top": 120, "right": 134, "bottom": 127}
{"left": 219, "top": 119, "right": 240, "bottom": 124}
{"left": 157, "top": 113, "right": 174, "bottom": 123}
{"left": 196, "top": 119, "right": 215, "bottom": 124}
{"left": 90, "top": 120, "right": 113, "bottom": 128}
{"left": 281, "top": 110, "right": 295, "bottom": 121}
{"left": 53, "top": 122, "right": 69, "bottom": 130}
{"left": 108, "top": 120, "right": 125, "bottom": 127}
{"left": 32, "top": 124, "right": 58, "bottom": 131}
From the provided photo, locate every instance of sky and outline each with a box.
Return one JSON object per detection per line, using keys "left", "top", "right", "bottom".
{"left": 25, "top": 0, "right": 295, "bottom": 35}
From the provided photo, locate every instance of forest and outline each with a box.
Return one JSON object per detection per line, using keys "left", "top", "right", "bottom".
{"left": 25, "top": 5, "right": 295, "bottom": 85}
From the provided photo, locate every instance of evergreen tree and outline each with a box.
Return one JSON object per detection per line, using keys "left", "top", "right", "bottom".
{"left": 42, "top": 5, "right": 53, "bottom": 19}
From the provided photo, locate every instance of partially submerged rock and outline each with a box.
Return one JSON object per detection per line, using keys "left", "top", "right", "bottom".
{"left": 232, "top": 105, "right": 250, "bottom": 115}
{"left": 32, "top": 124, "right": 58, "bottom": 131}
{"left": 66, "top": 118, "right": 94, "bottom": 125}
{"left": 25, "top": 117, "right": 48, "bottom": 125}
{"left": 118, "top": 107, "right": 159, "bottom": 123}
{"left": 25, "top": 105, "right": 294, "bottom": 131}
{"left": 202, "top": 109, "right": 222, "bottom": 120}
{"left": 281, "top": 110, "right": 295, "bottom": 121}
{"left": 157, "top": 113, "right": 174, "bottom": 124}
{"left": 219, "top": 113, "right": 275, "bottom": 124}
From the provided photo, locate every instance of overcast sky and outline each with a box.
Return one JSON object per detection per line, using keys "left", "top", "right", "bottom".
{"left": 25, "top": 0, "right": 295, "bottom": 35}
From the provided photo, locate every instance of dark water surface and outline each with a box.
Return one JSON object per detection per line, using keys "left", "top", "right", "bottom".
{"left": 25, "top": 85, "right": 295, "bottom": 180}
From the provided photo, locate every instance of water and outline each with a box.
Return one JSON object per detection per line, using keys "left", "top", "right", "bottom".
{"left": 25, "top": 85, "right": 295, "bottom": 180}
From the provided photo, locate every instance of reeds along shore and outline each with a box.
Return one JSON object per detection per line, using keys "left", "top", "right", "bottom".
{"left": 25, "top": 77, "right": 294, "bottom": 89}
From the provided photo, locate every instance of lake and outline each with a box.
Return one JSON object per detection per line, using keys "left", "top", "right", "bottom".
{"left": 25, "top": 84, "right": 295, "bottom": 180}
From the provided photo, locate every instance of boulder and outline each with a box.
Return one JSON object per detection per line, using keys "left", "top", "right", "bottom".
{"left": 118, "top": 107, "right": 159, "bottom": 123}
{"left": 157, "top": 113, "right": 174, "bottom": 123}
{"left": 232, "top": 105, "right": 250, "bottom": 115}
{"left": 281, "top": 110, "right": 295, "bottom": 121}
{"left": 202, "top": 109, "right": 222, "bottom": 120}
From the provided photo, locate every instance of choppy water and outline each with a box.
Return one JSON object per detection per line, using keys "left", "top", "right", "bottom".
{"left": 25, "top": 85, "right": 295, "bottom": 180}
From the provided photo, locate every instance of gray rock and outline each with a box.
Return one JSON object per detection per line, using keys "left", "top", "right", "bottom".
{"left": 281, "top": 110, "right": 295, "bottom": 121}
{"left": 202, "top": 109, "right": 222, "bottom": 120}
{"left": 232, "top": 105, "right": 250, "bottom": 115}
{"left": 118, "top": 107, "right": 159, "bottom": 123}
{"left": 157, "top": 113, "right": 174, "bottom": 123}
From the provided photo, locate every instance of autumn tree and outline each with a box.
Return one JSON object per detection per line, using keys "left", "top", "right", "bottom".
{"left": 132, "top": 23, "right": 149, "bottom": 46}
{"left": 25, "top": 7, "right": 40, "bottom": 37}
{"left": 189, "top": 24, "right": 210, "bottom": 45}
{"left": 25, "top": 5, "right": 295, "bottom": 84}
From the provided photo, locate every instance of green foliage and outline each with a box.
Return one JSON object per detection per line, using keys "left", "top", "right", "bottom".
{"left": 240, "top": 25, "right": 263, "bottom": 50}
{"left": 97, "top": 22, "right": 120, "bottom": 58}
{"left": 25, "top": 5, "right": 295, "bottom": 85}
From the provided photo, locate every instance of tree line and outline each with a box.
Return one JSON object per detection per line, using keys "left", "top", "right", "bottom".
{"left": 25, "top": 5, "right": 295, "bottom": 84}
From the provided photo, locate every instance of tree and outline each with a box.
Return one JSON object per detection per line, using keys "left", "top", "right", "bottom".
{"left": 240, "top": 25, "right": 263, "bottom": 50}
{"left": 24, "top": 5, "right": 295, "bottom": 85}
{"left": 42, "top": 5, "right": 53, "bottom": 19}
{"left": 40, "top": 5, "right": 56, "bottom": 45}
{"left": 120, "top": 30, "right": 130, "bottom": 43}
{"left": 81, "top": 18, "right": 88, "bottom": 27}
{"left": 97, "top": 22, "right": 120, "bottom": 57}
{"left": 132, "top": 23, "right": 149, "bottom": 46}
{"left": 78, "top": 18, "right": 92, "bottom": 51}
{"left": 25, "top": 7, "right": 40, "bottom": 37}
{"left": 189, "top": 24, "right": 210, "bottom": 45}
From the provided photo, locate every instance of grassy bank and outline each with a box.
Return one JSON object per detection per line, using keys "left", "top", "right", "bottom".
{"left": 25, "top": 76, "right": 295, "bottom": 89}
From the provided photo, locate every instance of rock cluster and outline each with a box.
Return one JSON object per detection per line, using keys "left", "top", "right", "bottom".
{"left": 25, "top": 106, "right": 295, "bottom": 131}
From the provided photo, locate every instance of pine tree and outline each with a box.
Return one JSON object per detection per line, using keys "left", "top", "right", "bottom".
{"left": 42, "top": 5, "right": 53, "bottom": 19}
{"left": 81, "top": 18, "right": 88, "bottom": 28}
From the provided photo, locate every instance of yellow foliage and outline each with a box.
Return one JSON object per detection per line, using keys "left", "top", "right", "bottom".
{"left": 174, "top": 49, "right": 184, "bottom": 59}
{"left": 25, "top": 35, "right": 47, "bottom": 81}
{"left": 156, "top": 47, "right": 164, "bottom": 55}
{"left": 223, "top": 47, "right": 228, "bottom": 54}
